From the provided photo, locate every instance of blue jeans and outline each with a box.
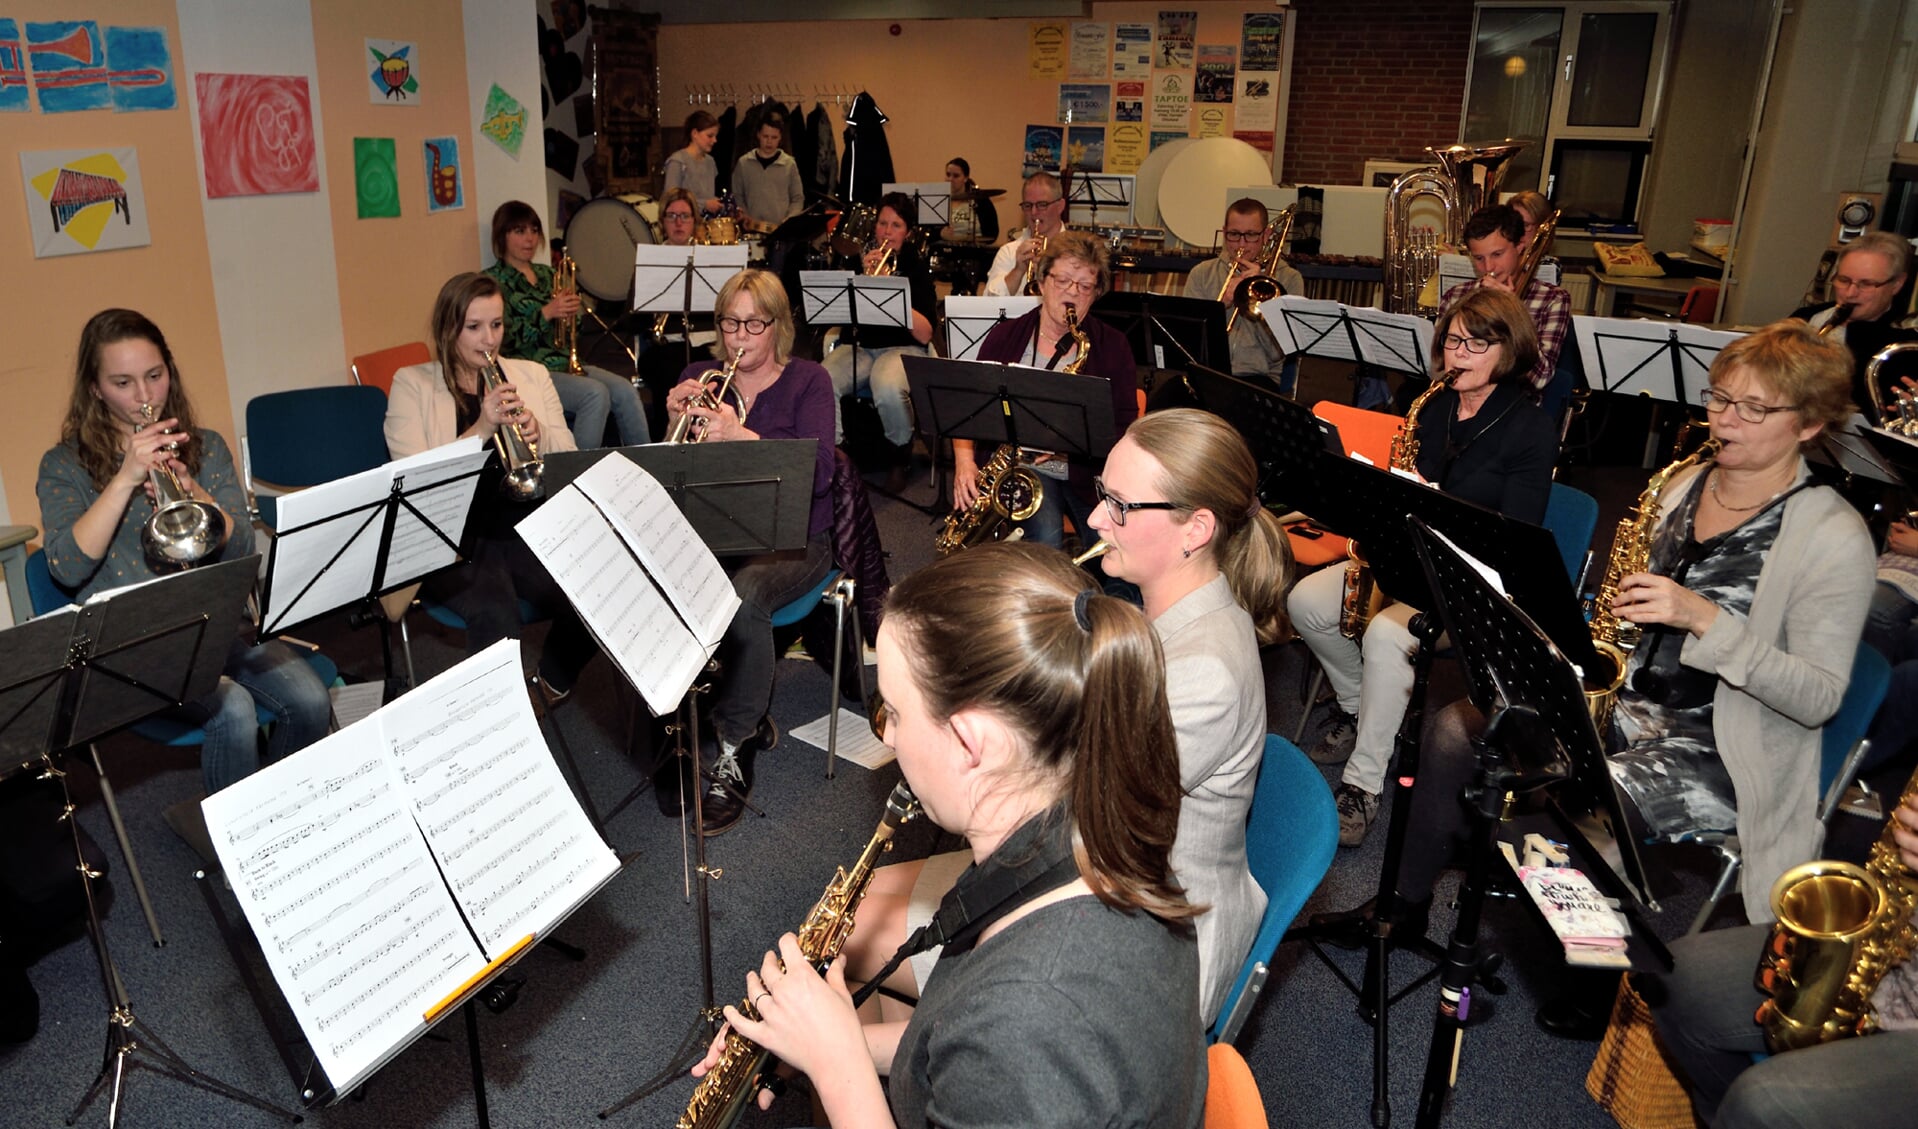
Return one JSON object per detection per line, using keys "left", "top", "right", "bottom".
{"left": 551, "top": 365, "right": 649, "bottom": 447}
{"left": 177, "top": 639, "right": 332, "bottom": 795}
{"left": 1864, "top": 581, "right": 1918, "bottom": 663}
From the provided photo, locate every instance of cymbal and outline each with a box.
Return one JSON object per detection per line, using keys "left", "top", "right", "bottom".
{"left": 968, "top": 187, "right": 1006, "bottom": 199}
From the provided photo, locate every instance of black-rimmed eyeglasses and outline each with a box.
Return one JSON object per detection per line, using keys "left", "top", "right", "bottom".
{"left": 718, "top": 316, "right": 774, "bottom": 335}
{"left": 1093, "top": 477, "right": 1181, "bottom": 525}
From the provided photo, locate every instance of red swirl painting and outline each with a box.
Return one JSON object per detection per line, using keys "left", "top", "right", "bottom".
{"left": 196, "top": 73, "right": 319, "bottom": 198}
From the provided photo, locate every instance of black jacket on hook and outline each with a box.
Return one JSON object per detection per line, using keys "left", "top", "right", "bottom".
{"left": 838, "top": 91, "right": 893, "bottom": 205}
{"left": 808, "top": 104, "right": 837, "bottom": 199}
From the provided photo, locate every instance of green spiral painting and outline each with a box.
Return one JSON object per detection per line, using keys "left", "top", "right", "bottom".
{"left": 354, "top": 137, "right": 400, "bottom": 219}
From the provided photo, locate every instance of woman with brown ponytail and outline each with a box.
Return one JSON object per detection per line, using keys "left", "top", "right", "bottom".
{"left": 692, "top": 542, "right": 1207, "bottom": 1128}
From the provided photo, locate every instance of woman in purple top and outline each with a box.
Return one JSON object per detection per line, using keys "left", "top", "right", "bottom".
{"left": 954, "top": 230, "right": 1139, "bottom": 552}
{"left": 664, "top": 268, "right": 836, "bottom": 834}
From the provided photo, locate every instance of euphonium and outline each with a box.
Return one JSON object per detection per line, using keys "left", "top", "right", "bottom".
{"left": 1228, "top": 204, "right": 1298, "bottom": 334}
{"left": 479, "top": 352, "right": 545, "bottom": 500}
{"left": 1583, "top": 436, "right": 1721, "bottom": 732}
{"left": 553, "top": 249, "right": 584, "bottom": 374}
{"left": 666, "top": 348, "right": 746, "bottom": 444}
{"left": 934, "top": 445, "right": 1045, "bottom": 556}
{"left": 1020, "top": 234, "right": 1048, "bottom": 295}
{"left": 1383, "top": 141, "right": 1527, "bottom": 315}
{"left": 1338, "top": 370, "right": 1452, "bottom": 637}
{"left": 1061, "top": 302, "right": 1091, "bottom": 375}
{"left": 1865, "top": 340, "right": 1918, "bottom": 432}
{"left": 136, "top": 403, "right": 227, "bottom": 569}
{"left": 680, "top": 783, "right": 920, "bottom": 1129}
{"left": 1755, "top": 766, "right": 1918, "bottom": 1051}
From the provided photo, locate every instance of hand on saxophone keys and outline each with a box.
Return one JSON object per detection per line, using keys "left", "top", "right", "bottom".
{"left": 1609, "top": 572, "right": 1719, "bottom": 637}
{"left": 690, "top": 932, "right": 858, "bottom": 1113}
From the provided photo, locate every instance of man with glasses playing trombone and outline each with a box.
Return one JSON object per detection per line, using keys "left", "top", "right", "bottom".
{"left": 983, "top": 172, "right": 1071, "bottom": 296}
{"left": 1792, "top": 230, "right": 1917, "bottom": 411}
{"left": 1184, "top": 197, "right": 1304, "bottom": 392}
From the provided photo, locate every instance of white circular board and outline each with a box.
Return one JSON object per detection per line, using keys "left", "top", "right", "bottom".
{"left": 1130, "top": 137, "right": 1194, "bottom": 231}
{"left": 1158, "top": 138, "right": 1274, "bottom": 249}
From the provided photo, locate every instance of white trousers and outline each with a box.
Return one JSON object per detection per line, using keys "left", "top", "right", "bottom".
{"left": 1287, "top": 564, "right": 1421, "bottom": 796}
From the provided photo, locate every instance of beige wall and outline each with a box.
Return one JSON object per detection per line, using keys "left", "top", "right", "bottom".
{"left": 658, "top": 1, "right": 1281, "bottom": 237}
{"left": 0, "top": 0, "right": 225, "bottom": 531}
{"left": 314, "top": 0, "right": 481, "bottom": 362}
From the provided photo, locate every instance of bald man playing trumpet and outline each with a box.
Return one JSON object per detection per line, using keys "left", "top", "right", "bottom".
{"left": 1436, "top": 204, "right": 1571, "bottom": 396}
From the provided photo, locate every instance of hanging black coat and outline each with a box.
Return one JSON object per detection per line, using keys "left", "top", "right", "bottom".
{"left": 808, "top": 103, "right": 837, "bottom": 199}
{"left": 838, "top": 91, "right": 893, "bottom": 205}
{"left": 714, "top": 104, "right": 738, "bottom": 193}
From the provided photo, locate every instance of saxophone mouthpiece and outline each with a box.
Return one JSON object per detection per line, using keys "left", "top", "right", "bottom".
{"left": 1072, "top": 539, "right": 1114, "bottom": 565}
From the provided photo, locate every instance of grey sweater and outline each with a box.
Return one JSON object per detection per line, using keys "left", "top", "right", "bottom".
{"left": 730, "top": 150, "right": 804, "bottom": 226}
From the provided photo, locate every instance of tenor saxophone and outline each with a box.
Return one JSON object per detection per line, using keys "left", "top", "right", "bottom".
{"left": 1756, "top": 766, "right": 1918, "bottom": 1051}
{"left": 934, "top": 445, "right": 1044, "bottom": 557}
{"left": 679, "top": 784, "right": 920, "bottom": 1129}
{"left": 1338, "top": 371, "right": 1452, "bottom": 638}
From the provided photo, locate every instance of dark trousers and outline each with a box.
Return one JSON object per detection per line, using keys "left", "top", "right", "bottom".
{"left": 422, "top": 529, "right": 598, "bottom": 692}
{"left": 711, "top": 530, "right": 835, "bottom": 745}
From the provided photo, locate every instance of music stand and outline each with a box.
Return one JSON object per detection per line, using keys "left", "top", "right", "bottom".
{"left": 881, "top": 181, "right": 950, "bottom": 226}
{"left": 1065, "top": 173, "right": 1135, "bottom": 227}
{"left": 28, "top": 558, "right": 299, "bottom": 1127}
{"left": 1172, "top": 365, "right": 1328, "bottom": 507}
{"left": 1086, "top": 290, "right": 1229, "bottom": 373}
{"left": 542, "top": 440, "right": 817, "bottom": 555}
{"left": 800, "top": 270, "right": 914, "bottom": 394}
{"left": 1264, "top": 295, "right": 1435, "bottom": 376}
{"left": 900, "top": 355, "right": 1118, "bottom": 464}
{"left": 1573, "top": 316, "right": 1743, "bottom": 402}
{"left": 943, "top": 295, "right": 1039, "bottom": 361}
{"left": 636, "top": 244, "right": 750, "bottom": 372}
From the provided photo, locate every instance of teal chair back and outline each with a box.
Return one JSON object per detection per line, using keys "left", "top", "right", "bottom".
{"left": 1542, "top": 483, "right": 1599, "bottom": 587}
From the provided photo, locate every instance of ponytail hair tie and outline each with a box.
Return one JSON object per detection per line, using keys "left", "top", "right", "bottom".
{"left": 1073, "top": 589, "right": 1094, "bottom": 632}
{"left": 1245, "top": 498, "right": 1261, "bottom": 519}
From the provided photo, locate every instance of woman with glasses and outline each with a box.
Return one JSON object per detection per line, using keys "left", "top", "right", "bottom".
{"left": 984, "top": 171, "right": 1069, "bottom": 296}
{"left": 840, "top": 409, "right": 1291, "bottom": 1031}
{"left": 1325, "top": 320, "right": 1875, "bottom": 1038}
{"left": 693, "top": 542, "right": 1206, "bottom": 1128}
{"left": 1288, "top": 288, "right": 1557, "bottom": 847}
{"left": 822, "top": 191, "right": 936, "bottom": 466}
{"left": 661, "top": 269, "right": 836, "bottom": 835}
{"left": 955, "top": 230, "right": 1138, "bottom": 553}
{"left": 637, "top": 189, "right": 706, "bottom": 439}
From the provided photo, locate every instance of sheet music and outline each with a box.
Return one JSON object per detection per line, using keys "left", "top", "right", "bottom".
{"left": 515, "top": 488, "right": 710, "bottom": 714}
{"left": 1348, "top": 307, "right": 1436, "bottom": 376}
{"left": 203, "top": 721, "right": 487, "bottom": 1096}
{"left": 1271, "top": 296, "right": 1361, "bottom": 362}
{"left": 568, "top": 454, "right": 740, "bottom": 647}
{"left": 264, "top": 439, "right": 487, "bottom": 633}
{"left": 945, "top": 295, "right": 1039, "bottom": 361}
{"left": 1572, "top": 316, "right": 1746, "bottom": 401}
{"left": 800, "top": 272, "right": 913, "bottom": 328}
{"left": 633, "top": 244, "right": 750, "bottom": 313}
{"left": 383, "top": 641, "right": 619, "bottom": 954}
{"left": 882, "top": 182, "right": 950, "bottom": 224}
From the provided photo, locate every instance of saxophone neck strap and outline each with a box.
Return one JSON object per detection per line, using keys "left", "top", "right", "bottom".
{"left": 849, "top": 808, "right": 1079, "bottom": 1008}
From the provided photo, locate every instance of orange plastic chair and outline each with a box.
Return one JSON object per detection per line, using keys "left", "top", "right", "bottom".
{"left": 1281, "top": 400, "right": 1403, "bottom": 567}
{"left": 350, "top": 341, "right": 430, "bottom": 395}
{"left": 1204, "top": 1043, "right": 1270, "bottom": 1129}
{"left": 1679, "top": 284, "right": 1721, "bottom": 324}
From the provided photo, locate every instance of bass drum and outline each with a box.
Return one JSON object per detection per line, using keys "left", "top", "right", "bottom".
{"left": 565, "top": 197, "right": 656, "bottom": 302}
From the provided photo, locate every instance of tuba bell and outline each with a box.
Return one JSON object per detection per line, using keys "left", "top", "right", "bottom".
{"left": 136, "top": 403, "right": 227, "bottom": 569}
{"left": 1383, "top": 141, "right": 1528, "bottom": 315}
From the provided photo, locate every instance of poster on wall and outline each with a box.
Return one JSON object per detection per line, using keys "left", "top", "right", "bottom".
{"left": 1108, "top": 123, "right": 1146, "bottom": 174}
{"left": 0, "top": 21, "right": 23, "bottom": 112}
{"left": 1066, "top": 125, "right": 1105, "bottom": 174}
{"left": 1195, "top": 105, "right": 1230, "bottom": 140}
{"left": 27, "top": 21, "right": 109, "bottom": 112}
{"left": 1241, "top": 12, "right": 1283, "bottom": 72}
{"left": 16, "top": 21, "right": 177, "bottom": 113}
{"left": 1196, "top": 45, "right": 1235, "bottom": 103}
{"left": 1058, "top": 83, "right": 1109, "bottom": 124}
{"left": 103, "top": 26, "right": 176, "bottom": 111}
{"left": 1236, "top": 74, "right": 1278, "bottom": 134}
{"left": 1150, "top": 72, "right": 1190, "bottom": 131}
{"left": 20, "top": 147, "right": 149, "bottom": 257}
{"left": 1069, "top": 22, "right": 1109, "bottom": 79}
{"left": 1023, "top": 124, "right": 1063, "bottom": 177}
{"left": 1113, "top": 23, "right": 1152, "bottom": 77}
{"left": 423, "top": 137, "right": 463, "bottom": 212}
{"left": 1150, "top": 130, "right": 1186, "bottom": 152}
{"left": 196, "top": 73, "right": 320, "bottom": 198}
{"left": 480, "top": 83, "right": 527, "bottom": 157}
{"left": 354, "top": 137, "right": 400, "bottom": 219}
{"left": 1029, "top": 22, "right": 1067, "bottom": 79}
{"left": 366, "top": 38, "right": 420, "bottom": 104}
{"left": 1155, "top": 11, "right": 1196, "bottom": 69}
{"left": 1115, "top": 81, "right": 1144, "bottom": 123}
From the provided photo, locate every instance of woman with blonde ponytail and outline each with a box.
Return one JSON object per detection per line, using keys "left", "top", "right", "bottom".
{"left": 694, "top": 542, "right": 1205, "bottom": 1128}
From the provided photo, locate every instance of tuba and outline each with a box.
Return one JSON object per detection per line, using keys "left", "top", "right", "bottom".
{"left": 1866, "top": 340, "right": 1918, "bottom": 432}
{"left": 136, "top": 403, "right": 227, "bottom": 569}
{"left": 1338, "top": 372, "right": 1452, "bottom": 638}
{"left": 479, "top": 352, "right": 545, "bottom": 500}
{"left": 1755, "top": 766, "right": 1918, "bottom": 1051}
{"left": 680, "top": 783, "right": 919, "bottom": 1129}
{"left": 1383, "top": 141, "right": 1528, "bottom": 315}
{"left": 666, "top": 348, "right": 746, "bottom": 444}
{"left": 1227, "top": 204, "right": 1298, "bottom": 334}
{"left": 1583, "top": 436, "right": 1721, "bottom": 732}
{"left": 552, "top": 249, "right": 584, "bottom": 374}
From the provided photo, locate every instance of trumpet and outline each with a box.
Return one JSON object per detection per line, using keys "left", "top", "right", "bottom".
{"left": 553, "top": 249, "right": 583, "bottom": 374}
{"left": 864, "top": 239, "right": 897, "bottom": 277}
{"left": 666, "top": 348, "right": 746, "bottom": 444}
{"left": 479, "top": 352, "right": 545, "bottom": 500}
{"left": 1020, "top": 234, "right": 1048, "bottom": 295}
{"left": 136, "top": 403, "right": 227, "bottom": 569}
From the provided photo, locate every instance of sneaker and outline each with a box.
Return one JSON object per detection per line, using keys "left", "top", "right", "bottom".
{"left": 699, "top": 717, "right": 776, "bottom": 837}
{"left": 1310, "top": 709, "right": 1358, "bottom": 765}
{"left": 1335, "top": 783, "right": 1381, "bottom": 848}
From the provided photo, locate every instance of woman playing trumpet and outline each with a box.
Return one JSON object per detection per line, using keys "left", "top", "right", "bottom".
{"left": 38, "top": 309, "right": 331, "bottom": 803}
{"left": 691, "top": 542, "right": 1208, "bottom": 1127}
{"left": 1288, "top": 287, "right": 1557, "bottom": 847}
{"left": 385, "top": 273, "right": 597, "bottom": 701}
{"left": 662, "top": 269, "right": 835, "bottom": 835}
{"left": 822, "top": 192, "right": 936, "bottom": 465}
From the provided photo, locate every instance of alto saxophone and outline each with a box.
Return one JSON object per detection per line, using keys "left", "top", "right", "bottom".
{"left": 1338, "top": 371, "right": 1453, "bottom": 638}
{"left": 679, "top": 784, "right": 920, "bottom": 1129}
{"left": 1583, "top": 436, "right": 1721, "bottom": 732}
{"left": 1756, "top": 766, "right": 1918, "bottom": 1051}
{"left": 934, "top": 445, "right": 1044, "bottom": 556}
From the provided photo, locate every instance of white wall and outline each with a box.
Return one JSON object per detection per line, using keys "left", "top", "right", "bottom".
{"left": 464, "top": 0, "right": 546, "bottom": 266}
{"left": 176, "top": 0, "right": 350, "bottom": 433}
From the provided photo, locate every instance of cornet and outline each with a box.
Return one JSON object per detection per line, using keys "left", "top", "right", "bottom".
{"left": 479, "top": 352, "right": 545, "bottom": 500}
{"left": 864, "top": 240, "right": 897, "bottom": 277}
{"left": 136, "top": 403, "right": 227, "bottom": 569}
{"left": 666, "top": 348, "right": 746, "bottom": 443}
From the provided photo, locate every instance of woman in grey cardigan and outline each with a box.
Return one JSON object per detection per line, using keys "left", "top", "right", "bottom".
{"left": 838, "top": 409, "right": 1294, "bottom": 1029}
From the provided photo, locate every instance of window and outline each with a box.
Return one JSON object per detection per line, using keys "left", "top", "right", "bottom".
{"left": 1462, "top": 2, "right": 1674, "bottom": 224}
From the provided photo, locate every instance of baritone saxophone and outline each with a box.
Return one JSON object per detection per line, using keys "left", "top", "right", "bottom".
{"left": 679, "top": 783, "right": 920, "bottom": 1129}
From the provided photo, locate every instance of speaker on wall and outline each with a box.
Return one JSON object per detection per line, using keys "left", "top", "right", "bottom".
{"left": 1832, "top": 192, "right": 1883, "bottom": 247}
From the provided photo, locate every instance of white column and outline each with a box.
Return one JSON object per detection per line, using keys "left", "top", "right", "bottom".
{"left": 464, "top": 0, "right": 547, "bottom": 267}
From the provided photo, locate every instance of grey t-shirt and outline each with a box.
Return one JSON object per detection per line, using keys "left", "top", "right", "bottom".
{"left": 888, "top": 895, "right": 1206, "bottom": 1129}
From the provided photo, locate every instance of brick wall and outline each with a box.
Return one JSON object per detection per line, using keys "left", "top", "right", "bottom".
{"left": 1283, "top": 0, "right": 1477, "bottom": 185}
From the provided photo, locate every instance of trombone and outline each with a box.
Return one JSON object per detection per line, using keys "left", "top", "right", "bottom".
{"left": 1226, "top": 205, "right": 1297, "bottom": 334}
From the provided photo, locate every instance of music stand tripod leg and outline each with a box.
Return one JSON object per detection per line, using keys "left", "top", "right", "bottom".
{"left": 89, "top": 744, "right": 163, "bottom": 947}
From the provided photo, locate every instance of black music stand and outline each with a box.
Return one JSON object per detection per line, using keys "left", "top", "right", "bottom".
{"left": 542, "top": 440, "right": 817, "bottom": 555}
{"left": 900, "top": 354, "right": 1118, "bottom": 467}
{"left": 1265, "top": 296, "right": 1435, "bottom": 377}
{"left": 800, "top": 270, "right": 913, "bottom": 398}
{"left": 1407, "top": 518, "right": 1671, "bottom": 1128}
{"left": 27, "top": 558, "right": 298, "bottom": 1127}
{"left": 636, "top": 245, "right": 749, "bottom": 373}
{"left": 942, "top": 295, "right": 1039, "bottom": 362}
{"left": 1087, "top": 290, "right": 1229, "bottom": 375}
{"left": 1065, "top": 172, "right": 1134, "bottom": 227}
{"left": 1159, "top": 365, "right": 1327, "bottom": 508}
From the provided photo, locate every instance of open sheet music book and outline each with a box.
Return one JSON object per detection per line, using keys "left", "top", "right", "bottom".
{"left": 515, "top": 452, "right": 742, "bottom": 715}
{"left": 201, "top": 640, "right": 619, "bottom": 1098}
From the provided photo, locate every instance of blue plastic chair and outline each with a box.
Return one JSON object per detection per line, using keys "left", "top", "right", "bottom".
{"left": 1209, "top": 735, "right": 1340, "bottom": 1045}
{"left": 243, "top": 385, "right": 392, "bottom": 529}
{"left": 1542, "top": 482, "right": 1599, "bottom": 588}
{"left": 1687, "top": 641, "right": 1893, "bottom": 934}
{"left": 770, "top": 568, "right": 866, "bottom": 778}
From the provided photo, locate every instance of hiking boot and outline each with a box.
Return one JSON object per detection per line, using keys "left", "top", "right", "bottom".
{"left": 1310, "top": 709, "right": 1358, "bottom": 765}
{"left": 1335, "top": 783, "right": 1381, "bottom": 847}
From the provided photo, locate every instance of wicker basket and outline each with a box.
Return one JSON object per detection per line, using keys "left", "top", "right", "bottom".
{"left": 1584, "top": 977, "right": 1700, "bottom": 1129}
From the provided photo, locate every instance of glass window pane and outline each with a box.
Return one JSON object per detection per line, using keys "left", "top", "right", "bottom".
{"left": 1464, "top": 9, "right": 1562, "bottom": 192}
{"left": 1567, "top": 12, "right": 1659, "bottom": 128}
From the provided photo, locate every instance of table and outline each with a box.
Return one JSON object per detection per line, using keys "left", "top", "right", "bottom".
{"left": 1587, "top": 270, "right": 1705, "bottom": 318}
